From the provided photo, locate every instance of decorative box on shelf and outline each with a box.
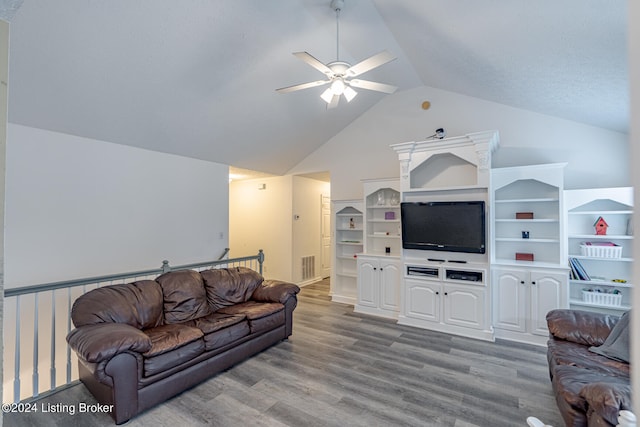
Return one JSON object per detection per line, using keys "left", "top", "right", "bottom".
{"left": 515, "top": 252, "right": 534, "bottom": 261}
{"left": 516, "top": 212, "right": 534, "bottom": 219}
{"left": 582, "top": 290, "right": 622, "bottom": 307}
{"left": 580, "top": 242, "right": 622, "bottom": 259}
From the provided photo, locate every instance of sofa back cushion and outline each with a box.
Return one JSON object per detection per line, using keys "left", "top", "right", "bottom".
{"left": 547, "top": 309, "right": 620, "bottom": 347}
{"left": 200, "top": 267, "right": 264, "bottom": 311}
{"left": 156, "top": 270, "right": 211, "bottom": 323}
{"left": 71, "top": 280, "right": 164, "bottom": 329}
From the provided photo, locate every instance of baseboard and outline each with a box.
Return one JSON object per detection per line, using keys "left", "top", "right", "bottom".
{"left": 298, "top": 276, "right": 324, "bottom": 287}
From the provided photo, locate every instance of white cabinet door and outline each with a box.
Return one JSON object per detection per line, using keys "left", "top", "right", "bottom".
{"left": 530, "top": 271, "right": 567, "bottom": 336}
{"left": 405, "top": 278, "right": 440, "bottom": 322}
{"left": 492, "top": 269, "right": 527, "bottom": 333}
{"left": 357, "top": 259, "right": 378, "bottom": 308}
{"left": 443, "top": 284, "right": 486, "bottom": 330}
{"left": 379, "top": 260, "right": 400, "bottom": 311}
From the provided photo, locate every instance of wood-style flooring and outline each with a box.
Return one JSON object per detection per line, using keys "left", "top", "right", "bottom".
{"left": 4, "top": 279, "right": 564, "bottom": 427}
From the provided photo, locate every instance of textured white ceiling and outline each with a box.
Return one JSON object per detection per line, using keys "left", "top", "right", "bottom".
{"left": 7, "top": 0, "right": 627, "bottom": 175}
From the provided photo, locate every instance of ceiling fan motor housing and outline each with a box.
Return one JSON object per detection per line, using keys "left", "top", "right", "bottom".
{"left": 331, "top": 0, "right": 345, "bottom": 12}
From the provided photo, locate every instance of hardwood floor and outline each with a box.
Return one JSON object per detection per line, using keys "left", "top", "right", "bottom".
{"left": 4, "top": 279, "right": 564, "bottom": 427}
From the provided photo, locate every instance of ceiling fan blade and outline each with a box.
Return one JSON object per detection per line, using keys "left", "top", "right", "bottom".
{"left": 293, "top": 52, "right": 334, "bottom": 76}
{"left": 349, "top": 79, "right": 398, "bottom": 94}
{"left": 327, "top": 94, "right": 340, "bottom": 109}
{"left": 276, "top": 80, "right": 329, "bottom": 93}
{"left": 346, "top": 50, "right": 396, "bottom": 77}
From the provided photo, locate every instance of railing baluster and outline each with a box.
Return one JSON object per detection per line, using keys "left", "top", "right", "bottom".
{"left": 13, "top": 295, "right": 21, "bottom": 403}
{"left": 33, "top": 292, "right": 39, "bottom": 397}
{"left": 66, "top": 287, "right": 72, "bottom": 384}
{"left": 50, "top": 290, "right": 56, "bottom": 390}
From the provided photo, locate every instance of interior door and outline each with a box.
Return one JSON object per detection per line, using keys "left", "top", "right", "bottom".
{"left": 321, "top": 194, "right": 331, "bottom": 278}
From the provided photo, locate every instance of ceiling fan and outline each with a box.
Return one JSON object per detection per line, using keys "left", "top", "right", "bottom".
{"left": 276, "top": 0, "right": 398, "bottom": 109}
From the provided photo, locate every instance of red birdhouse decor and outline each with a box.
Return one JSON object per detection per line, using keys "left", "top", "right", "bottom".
{"left": 594, "top": 216, "right": 609, "bottom": 235}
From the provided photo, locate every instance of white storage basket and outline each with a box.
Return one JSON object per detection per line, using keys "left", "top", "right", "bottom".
{"left": 582, "top": 290, "right": 622, "bottom": 307}
{"left": 580, "top": 244, "right": 622, "bottom": 259}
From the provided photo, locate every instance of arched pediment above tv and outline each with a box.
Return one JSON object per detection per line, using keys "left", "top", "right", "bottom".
{"left": 391, "top": 130, "right": 499, "bottom": 192}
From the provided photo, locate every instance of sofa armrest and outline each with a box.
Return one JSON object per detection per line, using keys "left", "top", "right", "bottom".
{"left": 251, "top": 279, "right": 300, "bottom": 304}
{"left": 546, "top": 309, "right": 620, "bottom": 347}
{"left": 580, "top": 381, "right": 632, "bottom": 426}
{"left": 67, "top": 323, "right": 152, "bottom": 363}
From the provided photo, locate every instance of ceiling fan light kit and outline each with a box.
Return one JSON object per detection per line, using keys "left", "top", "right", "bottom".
{"left": 275, "top": 0, "right": 398, "bottom": 109}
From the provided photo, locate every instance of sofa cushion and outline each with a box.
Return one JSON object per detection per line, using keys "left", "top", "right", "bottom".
{"left": 200, "top": 267, "right": 264, "bottom": 311}
{"left": 590, "top": 311, "right": 630, "bottom": 363}
{"left": 143, "top": 324, "right": 204, "bottom": 357}
{"left": 184, "top": 312, "right": 247, "bottom": 334}
{"left": 548, "top": 339, "right": 630, "bottom": 378}
{"left": 143, "top": 340, "right": 205, "bottom": 377}
{"left": 203, "top": 321, "right": 251, "bottom": 351}
{"left": 156, "top": 270, "right": 211, "bottom": 323}
{"left": 142, "top": 324, "right": 205, "bottom": 377}
{"left": 218, "top": 301, "right": 285, "bottom": 333}
{"left": 71, "top": 280, "right": 164, "bottom": 329}
{"left": 547, "top": 309, "right": 619, "bottom": 347}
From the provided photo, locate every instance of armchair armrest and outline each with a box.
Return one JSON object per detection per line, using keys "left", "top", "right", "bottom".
{"left": 546, "top": 309, "right": 620, "bottom": 347}
{"left": 580, "top": 381, "right": 632, "bottom": 426}
{"left": 67, "top": 323, "right": 152, "bottom": 363}
{"left": 251, "top": 279, "right": 300, "bottom": 304}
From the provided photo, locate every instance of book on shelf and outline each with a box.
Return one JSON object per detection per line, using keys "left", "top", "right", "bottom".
{"left": 569, "top": 257, "right": 591, "bottom": 281}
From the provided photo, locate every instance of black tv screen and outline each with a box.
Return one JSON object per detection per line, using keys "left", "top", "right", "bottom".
{"left": 400, "top": 201, "right": 486, "bottom": 253}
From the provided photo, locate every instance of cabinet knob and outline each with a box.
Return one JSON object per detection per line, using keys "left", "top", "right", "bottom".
{"left": 444, "top": 292, "right": 448, "bottom": 296}
{"left": 520, "top": 281, "right": 525, "bottom": 284}
{"left": 531, "top": 281, "right": 536, "bottom": 285}
{"left": 435, "top": 291, "right": 439, "bottom": 295}
{"left": 373, "top": 267, "right": 377, "bottom": 270}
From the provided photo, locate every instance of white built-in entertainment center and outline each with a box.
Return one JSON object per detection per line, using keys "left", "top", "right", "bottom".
{"left": 329, "top": 130, "right": 633, "bottom": 346}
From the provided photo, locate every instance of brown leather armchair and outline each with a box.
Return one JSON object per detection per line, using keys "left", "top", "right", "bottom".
{"left": 546, "top": 309, "right": 630, "bottom": 427}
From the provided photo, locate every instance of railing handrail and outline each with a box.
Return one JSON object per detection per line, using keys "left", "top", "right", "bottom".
{"left": 4, "top": 248, "right": 261, "bottom": 298}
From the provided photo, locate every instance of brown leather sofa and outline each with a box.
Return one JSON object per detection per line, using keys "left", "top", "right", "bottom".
{"left": 546, "top": 309, "right": 631, "bottom": 427}
{"left": 66, "top": 267, "right": 300, "bottom": 424}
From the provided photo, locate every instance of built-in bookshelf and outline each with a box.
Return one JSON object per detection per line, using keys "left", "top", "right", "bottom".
{"left": 491, "top": 163, "right": 569, "bottom": 345}
{"left": 363, "top": 179, "right": 401, "bottom": 256}
{"left": 331, "top": 201, "right": 364, "bottom": 304}
{"left": 565, "top": 187, "right": 634, "bottom": 313}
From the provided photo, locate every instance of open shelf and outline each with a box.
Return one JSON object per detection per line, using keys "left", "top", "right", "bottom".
{"left": 565, "top": 188, "right": 634, "bottom": 314}
{"left": 569, "top": 300, "right": 630, "bottom": 311}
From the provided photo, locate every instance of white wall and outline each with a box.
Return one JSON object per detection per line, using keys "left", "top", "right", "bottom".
{"left": 289, "top": 85, "right": 628, "bottom": 200}
{"left": 229, "top": 175, "right": 293, "bottom": 281}
{"left": 5, "top": 124, "right": 230, "bottom": 287}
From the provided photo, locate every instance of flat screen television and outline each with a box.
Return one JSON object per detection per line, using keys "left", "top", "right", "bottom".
{"left": 400, "top": 201, "right": 486, "bottom": 253}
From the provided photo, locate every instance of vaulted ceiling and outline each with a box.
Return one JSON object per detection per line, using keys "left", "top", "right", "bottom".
{"left": 6, "top": 0, "right": 627, "bottom": 176}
